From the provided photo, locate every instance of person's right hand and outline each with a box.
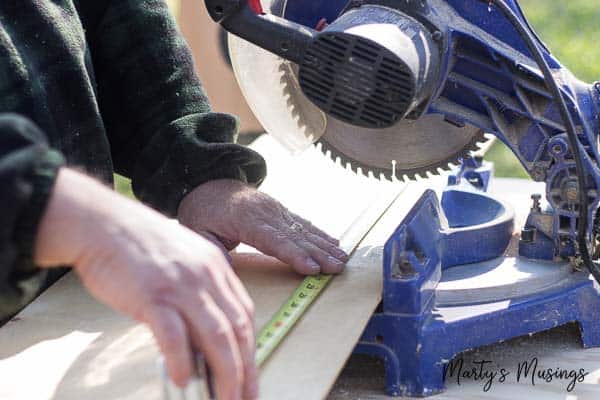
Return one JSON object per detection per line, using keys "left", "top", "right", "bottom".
{"left": 34, "top": 168, "right": 257, "bottom": 400}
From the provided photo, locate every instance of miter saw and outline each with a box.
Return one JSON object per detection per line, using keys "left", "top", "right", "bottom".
{"left": 203, "top": 0, "right": 600, "bottom": 396}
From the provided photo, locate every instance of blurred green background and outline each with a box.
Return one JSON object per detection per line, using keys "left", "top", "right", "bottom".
{"left": 486, "top": 0, "right": 600, "bottom": 178}
{"left": 115, "top": 0, "right": 600, "bottom": 195}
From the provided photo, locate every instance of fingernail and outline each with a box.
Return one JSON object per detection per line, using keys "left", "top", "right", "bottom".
{"left": 306, "top": 258, "right": 320, "bottom": 273}
{"left": 334, "top": 250, "right": 349, "bottom": 261}
{"left": 328, "top": 256, "right": 346, "bottom": 268}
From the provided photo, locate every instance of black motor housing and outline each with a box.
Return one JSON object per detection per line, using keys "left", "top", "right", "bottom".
{"left": 298, "top": 5, "right": 441, "bottom": 129}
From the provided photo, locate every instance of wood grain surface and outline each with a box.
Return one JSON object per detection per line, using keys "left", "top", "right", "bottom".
{"left": 2, "top": 137, "right": 599, "bottom": 400}
{"left": 0, "top": 136, "right": 405, "bottom": 399}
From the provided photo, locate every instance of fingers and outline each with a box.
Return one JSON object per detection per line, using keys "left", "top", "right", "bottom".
{"left": 252, "top": 226, "right": 345, "bottom": 275}
{"left": 225, "top": 267, "right": 255, "bottom": 320}
{"left": 193, "top": 244, "right": 257, "bottom": 399}
{"left": 205, "top": 270, "right": 258, "bottom": 399}
{"left": 197, "top": 230, "right": 240, "bottom": 252}
{"left": 181, "top": 291, "right": 245, "bottom": 400}
{"left": 196, "top": 231, "right": 233, "bottom": 263}
{"left": 284, "top": 212, "right": 349, "bottom": 263}
{"left": 224, "top": 269, "right": 258, "bottom": 399}
{"left": 144, "top": 305, "right": 194, "bottom": 387}
{"left": 303, "top": 230, "right": 349, "bottom": 263}
{"left": 261, "top": 208, "right": 349, "bottom": 274}
{"left": 299, "top": 239, "right": 346, "bottom": 274}
{"left": 146, "top": 249, "right": 258, "bottom": 399}
{"left": 253, "top": 228, "right": 319, "bottom": 274}
{"left": 289, "top": 212, "right": 340, "bottom": 245}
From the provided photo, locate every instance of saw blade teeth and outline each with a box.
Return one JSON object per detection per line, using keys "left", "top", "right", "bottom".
{"left": 278, "top": 60, "right": 324, "bottom": 146}
{"left": 334, "top": 155, "right": 342, "bottom": 167}
{"left": 346, "top": 162, "right": 358, "bottom": 173}
{"left": 343, "top": 160, "right": 352, "bottom": 172}
{"left": 314, "top": 125, "right": 490, "bottom": 182}
{"left": 392, "top": 172, "right": 404, "bottom": 183}
{"left": 275, "top": 33, "right": 489, "bottom": 181}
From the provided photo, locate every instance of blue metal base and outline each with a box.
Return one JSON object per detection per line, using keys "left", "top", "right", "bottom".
{"left": 352, "top": 189, "right": 600, "bottom": 397}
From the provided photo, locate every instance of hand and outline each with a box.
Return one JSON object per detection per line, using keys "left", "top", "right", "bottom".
{"left": 178, "top": 179, "right": 349, "bottom": 275}
{"left": 35, "top": 169, "right": 257, "bottom": 400}
{"left": 196, "top": 230, "right": 234, "bottom": 263}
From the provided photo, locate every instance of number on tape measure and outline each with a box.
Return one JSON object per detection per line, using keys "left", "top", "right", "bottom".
{"left": 254, "top": 188, "right": 404, "bottom": 367}
{"left": 255, "top": 274, "right": 332, "bottom": 366}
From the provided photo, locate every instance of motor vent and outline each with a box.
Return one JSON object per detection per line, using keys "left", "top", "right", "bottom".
{"left": 299, "top": 33, "right": 416, "bottom": 129}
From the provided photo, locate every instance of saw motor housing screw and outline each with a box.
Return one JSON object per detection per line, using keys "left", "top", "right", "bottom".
{"left": 564, "top": 179, "right": 580, "bottom": 203}
{"left": 531, "top": 193, "right": 542, "bottom": 212}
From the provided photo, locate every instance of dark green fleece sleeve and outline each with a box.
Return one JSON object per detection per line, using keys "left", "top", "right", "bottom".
{"left": 84, "top": 0, "right": 267, "bottom": 216}
{"left": 0, "top": 113, "right": 65, "bottom": 318}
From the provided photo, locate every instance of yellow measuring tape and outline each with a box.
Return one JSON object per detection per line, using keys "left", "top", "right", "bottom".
{"left": 255, "top": 274, "right": 332, "bottom": 366}
{"left": 255, "top": 187, "right": 404, "bottom": 366}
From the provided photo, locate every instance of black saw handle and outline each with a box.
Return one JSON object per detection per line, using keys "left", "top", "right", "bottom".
{"left": 204, "top": 0, "right": 314, "bottom": 64}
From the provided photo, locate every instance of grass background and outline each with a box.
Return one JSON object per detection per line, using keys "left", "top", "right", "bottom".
{"left": 486, "top": 0, "right": 600, "bottom": 178}
{"left": 115, "top": 0, "right": 600, "bottom": 195}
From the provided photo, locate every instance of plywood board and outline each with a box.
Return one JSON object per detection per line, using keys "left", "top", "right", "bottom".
{"left": 0, "top": 273, "right": 159, "bottom": 400}
{"left": 0, "top": 183, "right": 424, "bottom": 400}
{"left": 0, "top": 135, "right": 410, "bottom": 399}
{"left": 2, "top": 136, "right": 600, "bottom": 399}
{"left": 241, "top": 185, "right": 432, "bottom": 400}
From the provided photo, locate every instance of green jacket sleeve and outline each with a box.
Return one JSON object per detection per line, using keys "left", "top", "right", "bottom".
{"left": 0, "top": 113, "right": 65, "bottom": 318}
{"left": 82, "top": 0, "right": 267, "bottom": 216}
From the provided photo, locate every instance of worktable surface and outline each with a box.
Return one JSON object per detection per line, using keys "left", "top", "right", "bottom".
{"left": 1, "top": 135, "right": 600, "bottom": 399}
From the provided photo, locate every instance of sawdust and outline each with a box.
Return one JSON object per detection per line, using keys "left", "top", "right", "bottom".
{"left": 328, "top": 323, "right": 582, "bottom": 399}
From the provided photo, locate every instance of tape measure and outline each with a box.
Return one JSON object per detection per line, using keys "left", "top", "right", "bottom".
{"left": 254, "top": 187, "right": 405, "bottom": 366}
{"left": 255, "top": 274, "right": 332, "bottom": 366}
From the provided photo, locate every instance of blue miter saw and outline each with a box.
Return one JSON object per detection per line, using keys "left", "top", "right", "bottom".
{"left": 203, "top": 0, "right": 600, "bottom": 396}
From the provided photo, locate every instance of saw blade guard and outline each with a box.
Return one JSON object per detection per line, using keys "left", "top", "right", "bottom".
{"left": 227, "top": 0, "right": 441, "bottom": 155}
{"left": 229, "top": 31, "right": 326, "bottom": 154}
{"left": 226, "top": 0, "right": 487, "bottom": 176}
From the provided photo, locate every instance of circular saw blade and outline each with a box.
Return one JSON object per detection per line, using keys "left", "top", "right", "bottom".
{"left": 276, "top": 61, "right": 488, "bottom": 180}
{"left": 228, "top": 32, "right": 327, "bottom": 154}
{"left": 317, "top": 116, "right": 488, "bottom": 180}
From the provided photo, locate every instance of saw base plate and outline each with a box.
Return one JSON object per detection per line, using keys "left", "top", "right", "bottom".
{"left": 353, "top": 181, "right": 600, "bottom": 397}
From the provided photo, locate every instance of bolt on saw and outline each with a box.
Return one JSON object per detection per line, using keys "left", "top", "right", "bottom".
{"left": 201, "top": 0, "right": 600, "bottom": 396}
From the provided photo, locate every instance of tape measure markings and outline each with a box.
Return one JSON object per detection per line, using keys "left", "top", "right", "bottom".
{"left": 255, "top": 186, "right": 406, "bottom": 366}
{"left": 256, "top": 274, "right": 332, "bottom": 366}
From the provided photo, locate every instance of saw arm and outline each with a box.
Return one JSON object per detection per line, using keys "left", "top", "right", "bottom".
{"left": 204, "top": 0, "right": 314, "bottom": 64}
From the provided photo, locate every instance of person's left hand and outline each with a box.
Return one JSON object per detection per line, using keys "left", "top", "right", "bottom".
{"left": 177, "top": 179, "right": 349, "bottom": 275}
